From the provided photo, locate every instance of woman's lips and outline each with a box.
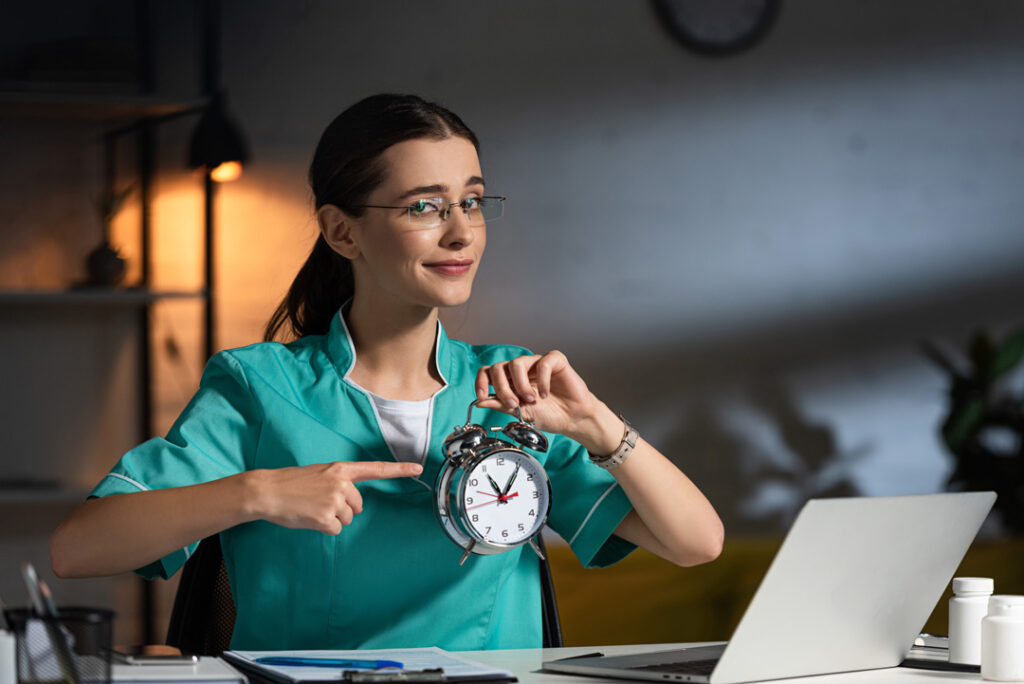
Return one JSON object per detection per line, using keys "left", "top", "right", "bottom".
{"left": 424, "top": 260, "right": 473, "bottom": 275}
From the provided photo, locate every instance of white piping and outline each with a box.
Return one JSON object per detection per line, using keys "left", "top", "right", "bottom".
{"left": 106, "top": 472, "right": 149, "bottom": 492}
{"left": 568, "top": 482, "right": 620, "bottom": 547}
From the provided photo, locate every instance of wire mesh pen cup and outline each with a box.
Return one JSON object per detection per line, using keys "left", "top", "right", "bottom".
{"left": 3, "top": 607, "right": 114, "bottom": 684}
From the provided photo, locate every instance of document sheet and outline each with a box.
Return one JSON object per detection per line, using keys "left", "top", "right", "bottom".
{"left": 226, "top": 648, "right": 515, "bottom": 682}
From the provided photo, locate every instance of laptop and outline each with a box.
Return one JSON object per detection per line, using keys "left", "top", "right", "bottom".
{"left": 543, "top": 492, "right": 996, "bottom": 684}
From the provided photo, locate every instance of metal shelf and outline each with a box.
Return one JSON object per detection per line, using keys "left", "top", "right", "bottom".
{"left": 0, "top": 289, "right": 207, "bottom": 306}
{"left": 0, "top": 488, "right": 89, "bottom": 505}
{"left": 0, "top": 89, "right": 204, "bottom": 122}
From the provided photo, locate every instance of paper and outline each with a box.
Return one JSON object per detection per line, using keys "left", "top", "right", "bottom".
{"left": 226, "top": 648, "right": 514, "bottom": 682}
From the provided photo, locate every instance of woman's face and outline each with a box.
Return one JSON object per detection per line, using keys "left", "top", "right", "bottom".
{"left": 343, "top": 136, "right": 487, "bottom": 310}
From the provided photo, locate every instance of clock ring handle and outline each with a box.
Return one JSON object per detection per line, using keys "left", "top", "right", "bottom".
{"left": 467, "top": 393, "right": 527, "bottom": 424}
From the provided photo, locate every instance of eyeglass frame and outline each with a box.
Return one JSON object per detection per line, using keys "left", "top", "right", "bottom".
{"left": 356, "top": 195, "right": 506, "bottom": 226}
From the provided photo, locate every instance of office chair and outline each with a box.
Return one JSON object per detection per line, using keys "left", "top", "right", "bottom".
{"left": 166, "top": 534, "right": 563, "bottom": 655}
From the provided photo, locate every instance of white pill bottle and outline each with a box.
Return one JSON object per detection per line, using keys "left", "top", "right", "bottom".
{"left": 949, "top": 576, "right": 994, "bottom": 665}
{"left": 981, "top": 595, "right": 1024, "bottom": 681}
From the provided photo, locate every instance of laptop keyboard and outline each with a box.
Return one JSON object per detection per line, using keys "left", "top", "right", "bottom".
{"left": 635, "top": 659, "right": 719, "bottom": 676}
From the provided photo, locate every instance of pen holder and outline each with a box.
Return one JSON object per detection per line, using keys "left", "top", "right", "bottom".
{"left": 3, "top": 607, "right": 114, "bottom": 684}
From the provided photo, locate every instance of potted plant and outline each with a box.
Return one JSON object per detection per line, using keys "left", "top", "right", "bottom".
{"left": 83, "top": 184, "right": 132, "bottom": 287}
{"left": 923, "top": 329, "right": 1024, "bottom": 533}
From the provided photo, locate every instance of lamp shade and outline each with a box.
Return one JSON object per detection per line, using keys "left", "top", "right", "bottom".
{"left": 188, "top": 91, "right": 249, "bottom": 179}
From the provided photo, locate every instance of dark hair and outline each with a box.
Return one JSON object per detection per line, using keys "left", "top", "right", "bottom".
{"left": 264, "top": 94, "right": 480, "bottom": 342}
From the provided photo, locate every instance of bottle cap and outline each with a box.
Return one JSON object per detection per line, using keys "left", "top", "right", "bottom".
{"left": 987, "top": 595, "right": 1024, "bottom": 617}
{"left": 953, "top": 577, "right": 994, "bottom": 594}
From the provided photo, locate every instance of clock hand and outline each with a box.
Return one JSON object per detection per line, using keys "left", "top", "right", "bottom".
{"left": 501, "top": 464, "right": 520, "bottom": 497}
{"left": 478, "top": 489, "right": 510, "bottom": 503}
{"left": 467, "top": 492, "right": 519, "bottom": 510}
{"left": 487, "top": 474, "right": 503, "bottom": 496}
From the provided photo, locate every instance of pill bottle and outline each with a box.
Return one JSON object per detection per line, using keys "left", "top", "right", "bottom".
{"left": 0, "top": 629, "right": 13, "bottom": 684}
{"left": 949, "top": 576, "right": 994, "bottom": 665}
{"left": 981, "top": 595, "right": 1024, "bottom": 681}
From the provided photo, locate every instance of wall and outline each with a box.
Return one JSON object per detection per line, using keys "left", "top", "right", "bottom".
{"left": 204, "top": 0, "right": 1024, "bottom": 534}
{"left": 2, "top": 0, "right": 1024, "bottom": 641}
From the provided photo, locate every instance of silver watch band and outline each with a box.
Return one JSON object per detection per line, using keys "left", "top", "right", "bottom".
{"left": 588, "top": 415, "right": 638, "bottom": 470}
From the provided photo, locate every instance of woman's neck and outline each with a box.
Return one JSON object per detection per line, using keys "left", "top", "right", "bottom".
{"left": 345, "top": 295, "right": 445, "bottom": 401}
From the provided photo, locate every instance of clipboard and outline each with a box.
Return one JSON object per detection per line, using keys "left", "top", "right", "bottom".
{"left": 223, "top": 649, "right": 517, "bottom": 684}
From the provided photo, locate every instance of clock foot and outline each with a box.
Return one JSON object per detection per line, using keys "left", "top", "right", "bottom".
{"left": 458, "top": 541, "right": 476, "bottom": 566}
{"left": 528, "top": 537, "right": 545, "bottom": 560}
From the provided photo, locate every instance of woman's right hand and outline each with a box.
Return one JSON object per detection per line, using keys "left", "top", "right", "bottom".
{"left": 247, "top": 461, "right": 422, "bottom": 535}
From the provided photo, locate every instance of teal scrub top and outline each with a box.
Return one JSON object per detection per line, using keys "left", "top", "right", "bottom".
{"left": 90, "top": 309, "right": 636, "bottom": 650}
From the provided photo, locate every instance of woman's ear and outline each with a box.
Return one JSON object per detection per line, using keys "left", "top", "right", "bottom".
{"left": 317, "top": 204, "right": 361, "bottom": 260}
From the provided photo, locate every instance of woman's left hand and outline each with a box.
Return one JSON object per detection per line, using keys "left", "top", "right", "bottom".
{"left": 474, "top": 350, "right": 607, "bottom": 443}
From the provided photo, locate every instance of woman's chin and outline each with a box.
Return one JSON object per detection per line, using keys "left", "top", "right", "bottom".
{"left": 428, "top": 286, "right": 474, "bottom": 309}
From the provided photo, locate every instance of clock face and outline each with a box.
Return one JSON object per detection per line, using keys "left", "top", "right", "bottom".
{"left": 653, "top": 0, "right": 781, "bottom": 57}
{"left": 459, "top": 449, "right": 550, "bottom": 546}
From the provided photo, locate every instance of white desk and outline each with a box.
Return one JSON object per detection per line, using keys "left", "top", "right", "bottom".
{"left": 451, "top": 644, "right": 983, "bottom": 684}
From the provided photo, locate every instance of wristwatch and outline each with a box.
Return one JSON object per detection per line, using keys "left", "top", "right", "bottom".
{"left": 588, "top": 415, "right": 638, "bottom": 470}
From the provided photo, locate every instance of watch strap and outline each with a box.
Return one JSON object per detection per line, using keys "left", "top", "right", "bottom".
{"left": 588, "top": 415, "right": 638, "bottom": 470}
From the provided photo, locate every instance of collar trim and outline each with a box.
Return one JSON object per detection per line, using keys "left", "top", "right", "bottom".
{"left": 334, "top": 307, "right": 450, "bottom": 395}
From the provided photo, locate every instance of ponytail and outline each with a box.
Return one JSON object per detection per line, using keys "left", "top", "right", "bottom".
{"left": 263, "top": 235, "right": 354, "bottom": 341}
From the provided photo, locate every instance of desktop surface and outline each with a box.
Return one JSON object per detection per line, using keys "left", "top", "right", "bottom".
{"left": 454, "top": 644, "right": 982, "bottom": 684}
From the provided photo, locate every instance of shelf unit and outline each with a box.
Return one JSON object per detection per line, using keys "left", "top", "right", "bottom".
{"left": 0, "top": 84, "right": 211, "bottom": 643}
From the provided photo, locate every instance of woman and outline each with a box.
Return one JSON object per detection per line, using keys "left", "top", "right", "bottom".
{"left": 50, "top": 94, "right": 723, "bottom": 650}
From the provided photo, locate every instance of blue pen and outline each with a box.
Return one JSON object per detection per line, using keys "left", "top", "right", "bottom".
{"left": 255, "top": 657, "right": 404, "bottom": 670}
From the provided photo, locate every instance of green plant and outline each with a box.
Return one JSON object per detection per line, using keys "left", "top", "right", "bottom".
{"left": 922, "top": 329, "right": 1024, "bottom": 533}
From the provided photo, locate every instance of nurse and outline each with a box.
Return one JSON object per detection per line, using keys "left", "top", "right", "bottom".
{"left": 50, "top": 94, "right": 723, "bottom": 650}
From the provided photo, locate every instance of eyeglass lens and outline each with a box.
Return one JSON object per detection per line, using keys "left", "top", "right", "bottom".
{"left": 409, "top": 198, "right": 503, "bottom": 226}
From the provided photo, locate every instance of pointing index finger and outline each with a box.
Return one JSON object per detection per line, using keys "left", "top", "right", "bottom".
{"left": 344, "top": 461, "right": 423, "bottom": 483}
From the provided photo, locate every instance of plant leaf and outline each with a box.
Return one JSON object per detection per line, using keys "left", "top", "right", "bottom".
{"left": 942, "top": 398, "right": 986, "bottom": 452}
{"left": 989, "top": 331, "right": 1024, "bottom": 381}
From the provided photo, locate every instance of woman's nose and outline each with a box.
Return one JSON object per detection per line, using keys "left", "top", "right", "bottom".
{"left": 440, "top": 207, "right": 475, "bottom": 247}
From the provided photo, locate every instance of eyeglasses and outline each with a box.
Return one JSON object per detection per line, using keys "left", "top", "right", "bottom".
{"left": 358, "top": 196, "right": 505, "bottom": 227}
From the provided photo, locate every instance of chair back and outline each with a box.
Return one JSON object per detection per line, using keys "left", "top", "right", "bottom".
{"left": 165, "top": 534, "right": 235, "bottom": 655}
{"left": 166, "top": 534, "right": 563, "bottom": 654}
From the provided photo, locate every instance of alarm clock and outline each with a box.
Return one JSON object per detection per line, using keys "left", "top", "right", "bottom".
{"left": 435, "top": 395, "right": 552, "bottom": 565}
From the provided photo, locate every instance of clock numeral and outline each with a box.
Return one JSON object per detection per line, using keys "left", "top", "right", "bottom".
{"left": 486, "top": 526, "right": 491, "bottom": 534}
{"left": 528, "top": 509, "right": 535, "bottom": 516}
{"left": 527, "top": 473, "right": 534, "bottom": 481}
{"left": 532, "top": 491, "right": 539, "bottom": 499}
{"left": 472, "top": 514, "right": 479, "bottom": 522}
{"left": 481, "top": 465, "right": 487, "bottom": 472}
{"left": 469, "top": 478, "right": 478, "bottom": 486}
{"left": 518, "top": 523, "right": 524, "bottom": 532}
{"left": 467, "top": 497, "right": 474, "bottom": 504}
{"left": 496, "top": 457, "right": 505, "bottom": 466}
{"left": 502, "top": 529, "right": 509, "bottom": 538}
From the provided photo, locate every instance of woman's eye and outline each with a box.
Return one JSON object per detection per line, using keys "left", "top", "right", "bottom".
{"left": 410, "top": 199, "right": 440, "bottom": 215}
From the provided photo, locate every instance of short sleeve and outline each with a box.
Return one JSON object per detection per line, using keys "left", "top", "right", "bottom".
{"left": 89, "top": 351, "right": 262, "bottom": 580}
{"left": 544, "top": 436, "right": 636, "bottom": 568}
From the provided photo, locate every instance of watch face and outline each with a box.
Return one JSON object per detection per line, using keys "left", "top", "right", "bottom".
{"left": 459, "top": 448, "right": 550, "bottom": 546}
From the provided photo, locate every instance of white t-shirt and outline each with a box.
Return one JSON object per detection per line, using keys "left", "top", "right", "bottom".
{"left": 368, "top": 392, "right": 432, "bottom": 464}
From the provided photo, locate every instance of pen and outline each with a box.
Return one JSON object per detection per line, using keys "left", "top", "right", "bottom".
{"left": 255, "top": 657, "right": 404, "bottom": 669}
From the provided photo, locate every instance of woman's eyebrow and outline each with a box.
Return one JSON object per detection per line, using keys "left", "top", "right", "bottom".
{"left": 396, "top": 176, "right": 486, "bottom": 201}
{"left": 397, "top": 184, "right": 447, "bottom": 201}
